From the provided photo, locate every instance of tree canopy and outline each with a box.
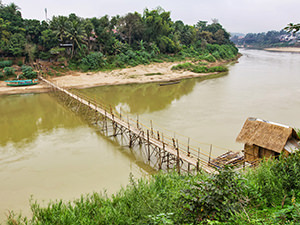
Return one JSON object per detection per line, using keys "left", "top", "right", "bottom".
{"left": 0, "top": 3, "right": 237, "bottom": 70}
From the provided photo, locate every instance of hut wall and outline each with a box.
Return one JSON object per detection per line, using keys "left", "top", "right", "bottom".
{"left": 244, "top": 144, "right": 277, "bottom": 162}
{"left": 244, "top": 144, "right": 259, "bottom": 162}
{"left": 259, "top": 148, "right": 277, "bottom": 159}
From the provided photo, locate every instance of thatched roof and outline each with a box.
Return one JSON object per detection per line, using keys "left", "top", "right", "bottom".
{"left": 236, "top": 117, "right": 300, "bottom": 153}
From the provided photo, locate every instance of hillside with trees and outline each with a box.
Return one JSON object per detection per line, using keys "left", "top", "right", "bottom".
{"left": 0, "top": 3, "right": 238, "bottom": 79}
{"left": 231, "top": 29, "right": 300, "bottom": 48}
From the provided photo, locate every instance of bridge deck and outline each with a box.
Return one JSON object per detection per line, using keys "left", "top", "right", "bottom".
{"left": 40, "top": 76, "right": 216, "bottom": 174}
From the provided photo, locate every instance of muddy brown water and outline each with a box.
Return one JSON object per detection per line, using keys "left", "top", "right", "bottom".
{"left": 1, "top": 49, "right": 300, "bottom": 221}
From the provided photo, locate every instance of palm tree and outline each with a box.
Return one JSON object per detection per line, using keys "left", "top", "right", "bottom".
{"left": 50, "top": 16, "right": 68, "bottom": 43}
{"left": 65, "top": 19, "right": 86, "bottom": 58}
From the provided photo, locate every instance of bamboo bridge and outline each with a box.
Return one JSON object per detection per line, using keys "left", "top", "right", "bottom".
{"left": 40, "top": 76, "right": 246, "bottom": 174}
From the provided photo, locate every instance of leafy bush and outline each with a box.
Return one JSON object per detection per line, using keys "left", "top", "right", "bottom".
{"left": 191, "top": 66, "right": 208, "bottom": 73}
{"left": 171, "top": 62, "right": 193, "bottom": 70}
{"left": 181, "top": 166, "right": 247, "bottom": 222}
{"left": 207, "top": 66, "right": 228, "bottom": 73}
{"left": 80, "top": 52, "right": 106, "bottom": 71}
{"left": 203, "top": 54, "right": 216, "bottom": 62}
{"left": 247, "top": 151, "right": 300, "bottom": 207}
{"left": 0, "top": 60, "right": 13, "bottom": 68}
{"left": 39, "top": 51, "right": 51, "bottom": 60}
{"left": 0, "top": 71, "right": 4, "bottom": 79}
{"left": 21, "top": 65, "right": 37, "bottom": 79}
{"left": 158, "top": 36, "right": 180, "bottom": 54}
{"left": 3, "top": 67, "right": 16, "bottom": 76}
{"left": 17, "top": 60, "right": 23, "bottom": 67}
{"left": 197, "top": 61, "right": 208, "bottom": 65}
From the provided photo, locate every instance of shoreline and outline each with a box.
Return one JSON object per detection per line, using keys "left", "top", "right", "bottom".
{"left": 0, "top": 60, "right": 234, "bottom": 96}
{"left": 264, "top": 47, "right": 300, "bottom": 53}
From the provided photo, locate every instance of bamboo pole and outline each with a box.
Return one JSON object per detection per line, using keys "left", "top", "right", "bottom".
{"left": 147, "top": 130, "right": 150, "bottom": 161}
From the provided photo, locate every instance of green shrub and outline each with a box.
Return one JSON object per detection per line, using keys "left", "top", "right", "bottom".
{"left": 171, "top": 62, "right": 193, "bottom": 70}
{"left": 39, "top": 52, "right": 51, "bottom": 60}
{"left": 212, "top": 51, "right": 221, "bottom": 60}
{"left": 3, "top": 67, "right": 16, "bottom": 76}
{"left": 0, "top": 71, "right": 4, "bottom": 79}
{"left": 21, "top": 65, "right": 37, "bottom": 79}
{"left": 79, "top": 64, "right": 90, "bottom": 72}
{"left": 197, "top": 61, "right": 208, "bottom": 65}
{"left": 0, "top": 60, "right": 13, "bottom": 68}
{"left": 246, "top": 152, "right": 300, "bottom": 207}
{"left": 17, "top": 60, "right": 23, "bottom": 67}
{"left": 207, "top": 66, "right": 228, "bottom": 73}
{"left": 18, "top": 74, "right": 25, "bottom": 79}
{"left": 191, "top": 66, "right": 208, "bottom": 73}
{"left": 181, "top": 166, "right": 247, "bottom": 222}
{"left": 80, "top": 52, "right": 106, "bottom": 71}
{"left": 203, "top": 54, "right": 216, "bottom": 62}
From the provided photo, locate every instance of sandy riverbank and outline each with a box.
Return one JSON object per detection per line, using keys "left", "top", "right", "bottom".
{"left": 0, "top": 61, "right": 230, "bottom": 95}
{"left": 264, "top": 47, "right": 300, "bottom": 53}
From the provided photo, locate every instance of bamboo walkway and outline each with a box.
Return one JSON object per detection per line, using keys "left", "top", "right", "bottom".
{"left": 40, "top": 76, "right": 245, "bottom": 174}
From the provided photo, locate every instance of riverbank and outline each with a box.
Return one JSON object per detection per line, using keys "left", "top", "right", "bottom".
{"left": 0, "top": 60, "right": 231, "bottom": 95}
{"left": 264, "top": 47, "right": 300, "bottom": 53}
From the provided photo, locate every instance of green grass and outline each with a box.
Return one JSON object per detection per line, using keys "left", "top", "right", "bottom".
{"left": 172, "top": 62, "right": 228, "bottom": 74}
{"left": 144, "top": 72, "right": 163, "bottom": 76}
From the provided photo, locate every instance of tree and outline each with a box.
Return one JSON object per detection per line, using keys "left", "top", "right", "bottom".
{"left": 64, "top": 14, "right": 87, "bottom": 58}
{"left": 24, "top": 43, "right": 37, "bottom": 62}
{"left": 91, "top": 15, "right": 117, "bottom": 54}
{"left": 8, "top": 33, "right": 26, "bottom": 56}
{"left": 0, "top": 18, "right": 11, "bottom": 54}
{"left": 50, "top": 15, "right": 68, "bottom": 43}
{"left": 214, "top": 29, "right": 226, "bottom": 44}
{"left": 117, "top": 12, "right": 144, "bottom": 46}
{"left": 180, "top": 25, "right": 197, "bottom": 46}
{"left": 39, "top": 29, "right": 58, "bottom": 51}
{"left": 24, "top": 19, "right": 43, "bottom": 44}
{"left": 199, "top": 31, "right": 214, "bottom": 44}
{"left": 142, "top": 7, "right": 173, "bottom": 42}
{"left": 285, "top": 23, "right": 300, "bottom": 33}
{"left": 83, "top": 19, "right": 95, "bottom": 52}
{"left": 0, "top": 3, "right": 23, "bottom": 33}
{"left": 196, "top": 21, "right": 207, "bottom": 31}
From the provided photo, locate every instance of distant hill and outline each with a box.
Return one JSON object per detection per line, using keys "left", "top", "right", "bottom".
{"left": 230, "top": 30, "right": 300, "bottom": 48}
{"left": 230, "top": 33, "right": 245, "bottom": 38}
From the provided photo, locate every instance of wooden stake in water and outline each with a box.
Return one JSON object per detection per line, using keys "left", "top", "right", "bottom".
{"left": 209, "top": 144, "right": 212, "bottom": 164}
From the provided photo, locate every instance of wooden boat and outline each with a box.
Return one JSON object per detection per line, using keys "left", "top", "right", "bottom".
{"left": 5, "top": 79, "right": 39, "bottom": 87}
{"left": 159, "top": 80, "right": 181, "bottom": 86}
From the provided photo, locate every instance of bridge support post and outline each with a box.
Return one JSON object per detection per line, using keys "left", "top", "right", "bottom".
{"left": 167, "top": 153, "right": 170, "bottom": 170}
{"left": 147, "top": 130, "right": 150, "bottom": 162}
{"left": 159, "top": 147, "right": 162, "bottom": 170}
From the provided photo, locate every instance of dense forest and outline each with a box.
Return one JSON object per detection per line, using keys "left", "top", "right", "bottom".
{"left": 0, "top": 2, "right": 238, "bottom": 78}
{"left": 231, "top": 29, "right": 300, "bottom": 48}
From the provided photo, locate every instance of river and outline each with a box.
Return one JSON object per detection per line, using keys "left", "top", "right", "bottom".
{"left": 0, "top": 49, "right": 300, "bottom": 221}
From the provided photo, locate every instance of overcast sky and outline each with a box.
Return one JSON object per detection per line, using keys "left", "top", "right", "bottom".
{"left": 4, "top": 0, "right": 300, "bottom": 34}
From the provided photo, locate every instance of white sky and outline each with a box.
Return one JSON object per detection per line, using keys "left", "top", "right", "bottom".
{"left": 4, "top": 0, "right": 300, "bottom": 34}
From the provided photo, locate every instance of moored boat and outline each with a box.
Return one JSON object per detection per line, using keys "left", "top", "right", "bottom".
{"left": 159, "top": 80, "right": 181, "bottom": 86}
{"left": 5, "top": 79, "right": 39, "bottom": 87}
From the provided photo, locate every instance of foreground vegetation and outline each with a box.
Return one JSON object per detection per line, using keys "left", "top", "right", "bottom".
{"left": 0, "top": 2, "right": 238, "bottom": 80}
{"left": 7, "top": 146, "right": 300, "bottom": 224}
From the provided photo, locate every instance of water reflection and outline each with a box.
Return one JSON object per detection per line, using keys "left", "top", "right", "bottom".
{"left": 79, "top": 73, "right": 227, "bottom": 114}
{"left": 0, "top": 94, "right": 84, "bottom": 147}
{"left": 0, "top": 93, "right": 152, "bottom": 222}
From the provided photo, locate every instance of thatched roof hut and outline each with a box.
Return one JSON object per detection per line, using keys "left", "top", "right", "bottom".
{"left": 236, "top": 117, "right": 300, "bottom": 161}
